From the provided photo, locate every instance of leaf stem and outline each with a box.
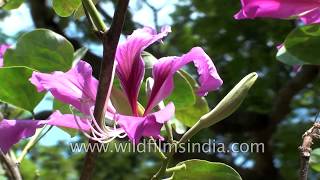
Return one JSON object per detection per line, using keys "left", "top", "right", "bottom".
{"left": 165, "top": 163, "right": 186, "bottom": 173}
{"left": 151, "top": 124, "right": 202, "bottom": 180}
{"left": 82, "top": 2, "right": 98, "bottom": 32}
{"left": 81, "top": 0, "right": 107, "bottom": 32}
{"left": 17, "top": 126, "right": 47, "bottom": 163}
{"left": 149, "top": 137, "right": 166, "bottom": 160}
{"left": 164, "top": 122, "right": 174, "bottom": 143}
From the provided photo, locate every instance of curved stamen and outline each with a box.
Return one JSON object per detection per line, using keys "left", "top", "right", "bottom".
{"left": 70, "top": 100, "right": 128, "bottom": 143}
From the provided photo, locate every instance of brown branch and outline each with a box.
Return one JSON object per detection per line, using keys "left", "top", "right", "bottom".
{"left": 0, "top": 150, "right": 22, "bottom": 180}
{"left": 299, "top": 122, "right": 320, "bottom": 180}
{"left": 253, "top": 65, "right": 319, "bottom": 178}
{"left": 270, "top": 66, "right": 319, "bottom": 124}
{"left": 79, "top": 1, "right": 129, "bottom": 179}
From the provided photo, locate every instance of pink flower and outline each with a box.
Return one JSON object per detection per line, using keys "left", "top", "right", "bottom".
{"left": 234, "top": 0, "right": 320, "bottom": 24}
{"left": 0, "top": 44, "right": 10, "bottom": 67}
{"left": 0, "top": 26, "right": 223, "bottom": 151}
{"left": 114, "top": 26, "right": 223, "bottom": 142}
{"left": 0, "top": 111, "right": 90, "bottom": 153}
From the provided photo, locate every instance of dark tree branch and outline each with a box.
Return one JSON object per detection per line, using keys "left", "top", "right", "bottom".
{"left": 270, "top": 66, "right": 319, "bottom": 124}
{"left": 207, "top": 66, "right": 320, "bottom": 179}
{"left": 80, "top": 1, "right": 129, "bottom": 179}
{"left": 254, "top": 65, "right": 320, "bottom": 179}
{"left": 0, "top": 150, "right": 22, "bottom": 180}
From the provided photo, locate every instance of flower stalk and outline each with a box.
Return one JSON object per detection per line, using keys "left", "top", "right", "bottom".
{"left": 165, "top": 164, "right": 186, "bottom": 173}
{"left": 17, "top": 127, "right": 46, "bottom": 163}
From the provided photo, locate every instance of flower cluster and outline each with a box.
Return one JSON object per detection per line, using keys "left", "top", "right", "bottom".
{"left": 0, "top": 26, "right": 223, "bottom": 153}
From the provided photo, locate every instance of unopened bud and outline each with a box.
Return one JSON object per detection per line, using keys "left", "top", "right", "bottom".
{"left": 179, "top": 72, "right": 258, "bottom": 144}
{"left": 199, "top": 72, "right": 258, "bottom": 128}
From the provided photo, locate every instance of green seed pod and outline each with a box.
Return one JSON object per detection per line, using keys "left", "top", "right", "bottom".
{"left": 199, "top": 72, "right": 258, "bottom": 128}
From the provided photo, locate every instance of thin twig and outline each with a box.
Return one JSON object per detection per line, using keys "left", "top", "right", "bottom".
{"left": 0, "top": 150, "right": 22, "bottom": 180}
{"left": 82, "top": 2, "right": 98, "bottom": 32}
{"left": 165, "top": 164, "right": 186, "bottom": 173}
{"left": 149, "top": 137, "right": 166, "bottom": 160}
{"left": 164, "top": 122, "right": 174, "bottom": 143}
{"left": 79, "top": 1, "right": 129, "bottom": 179}
{"left": 299, "top": 121, "right": 320, "bottom": 180}
{"left": 142, "top": 0, "right": 167, "bottom": 31}
{"left": 17, "top": 126, "right": 47, "bottom": 163}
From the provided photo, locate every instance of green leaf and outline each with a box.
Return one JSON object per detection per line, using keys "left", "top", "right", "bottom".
{"left": 0, "top": 67, "right": 44, "bottom": 112}
{"left": 73, "top": 47, "right": 88, "bottom": 62}
{"left": 172, "top": 159, "right": 242, "bottom": 180}
{"left": 4, "top": 29, "right": 74, "bottom": 72}
{"left": 279, "top": 24, "right": 320, "bottom": 65}
{"left": 20, "top": 158, "right": 37, "bottom": 180}
{"left": 1, "top": 0, "right": 24, "bottom": 10}
{"left": 164, "top": 71, "right": 195, "bottom": 109}
{"left": 174, "top": 70, "right": 209, "bottom": 127}
{"left": 310, "top": 148, "right": 320, "bottom": 172}
{"left": 110, "top": 87, "right": 132, "bottom": 116}
{"left": 276, "top": 45, "right": 304, "bottom": 66}
{"left": 52, "top": 0, "right": 81, "bottom": 17}
{"left": 175, "top": 96, "right": 209, "bottom": 127}
{"left": 53, "top": 99, "right": 71, "bottom": 114}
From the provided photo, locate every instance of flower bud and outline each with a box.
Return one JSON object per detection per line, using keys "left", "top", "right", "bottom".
{"left": 199, "top": 72, "right": 258, "bottom": 128}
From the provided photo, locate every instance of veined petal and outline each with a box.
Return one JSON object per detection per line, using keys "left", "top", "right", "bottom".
{"left": 115, "top": 26, "right": 171, "bottom": 115}
{"left": 0, "top": 120, "right": 40, "bottom": 153}
{"left": 29, "top": 60, "right": 98, "bottom": 115}
{"left": 0, "top": 111, "right": 90, "bottom": 153}
{"left": 146, "top": 47, "right": 223, "bottom": 113}
{"left": 234, "top": 0, "right": 320, "bottom": 24}
{"left": 46, "top": 111, "right": 91, "bottom": 132}
{"left": 116, "top": 102, "right": 175, "bottom": 144}
{"left": 0, "top": 44, "right": 10, "bottom": 67}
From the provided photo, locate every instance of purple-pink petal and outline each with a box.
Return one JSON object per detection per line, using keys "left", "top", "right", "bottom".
{"left": 0, "top": 120, "right": 40, "bottom": 153}
{"left": 30, "top": 60, "right": 98, "bottom": 115}
{"left": 0, "top": 111, "right": 90, "bottom": 153}
{"left": 145, "top": 47, "right": 223, "bottom": 114}
{"left": 115, "top": 26, "right": 171, "bottom": 115}
{"left": 300, "top": 8, "right": 320, "bottom": 24}
{"left": 116, "top": 102, "right": 175, "bottom": 144}
{"left": 46, "top": 111, "right": 91, "bottom": 131}
{"left": 0, "top": 44, "right": 10, "bottom": 67}
{"left": 234, "top": 0, "right": 320, "bottom": 24}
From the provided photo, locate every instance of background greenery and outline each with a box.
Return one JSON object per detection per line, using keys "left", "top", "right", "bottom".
{"left": 1, "top": 0, "right": 320, "bottom": 179}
